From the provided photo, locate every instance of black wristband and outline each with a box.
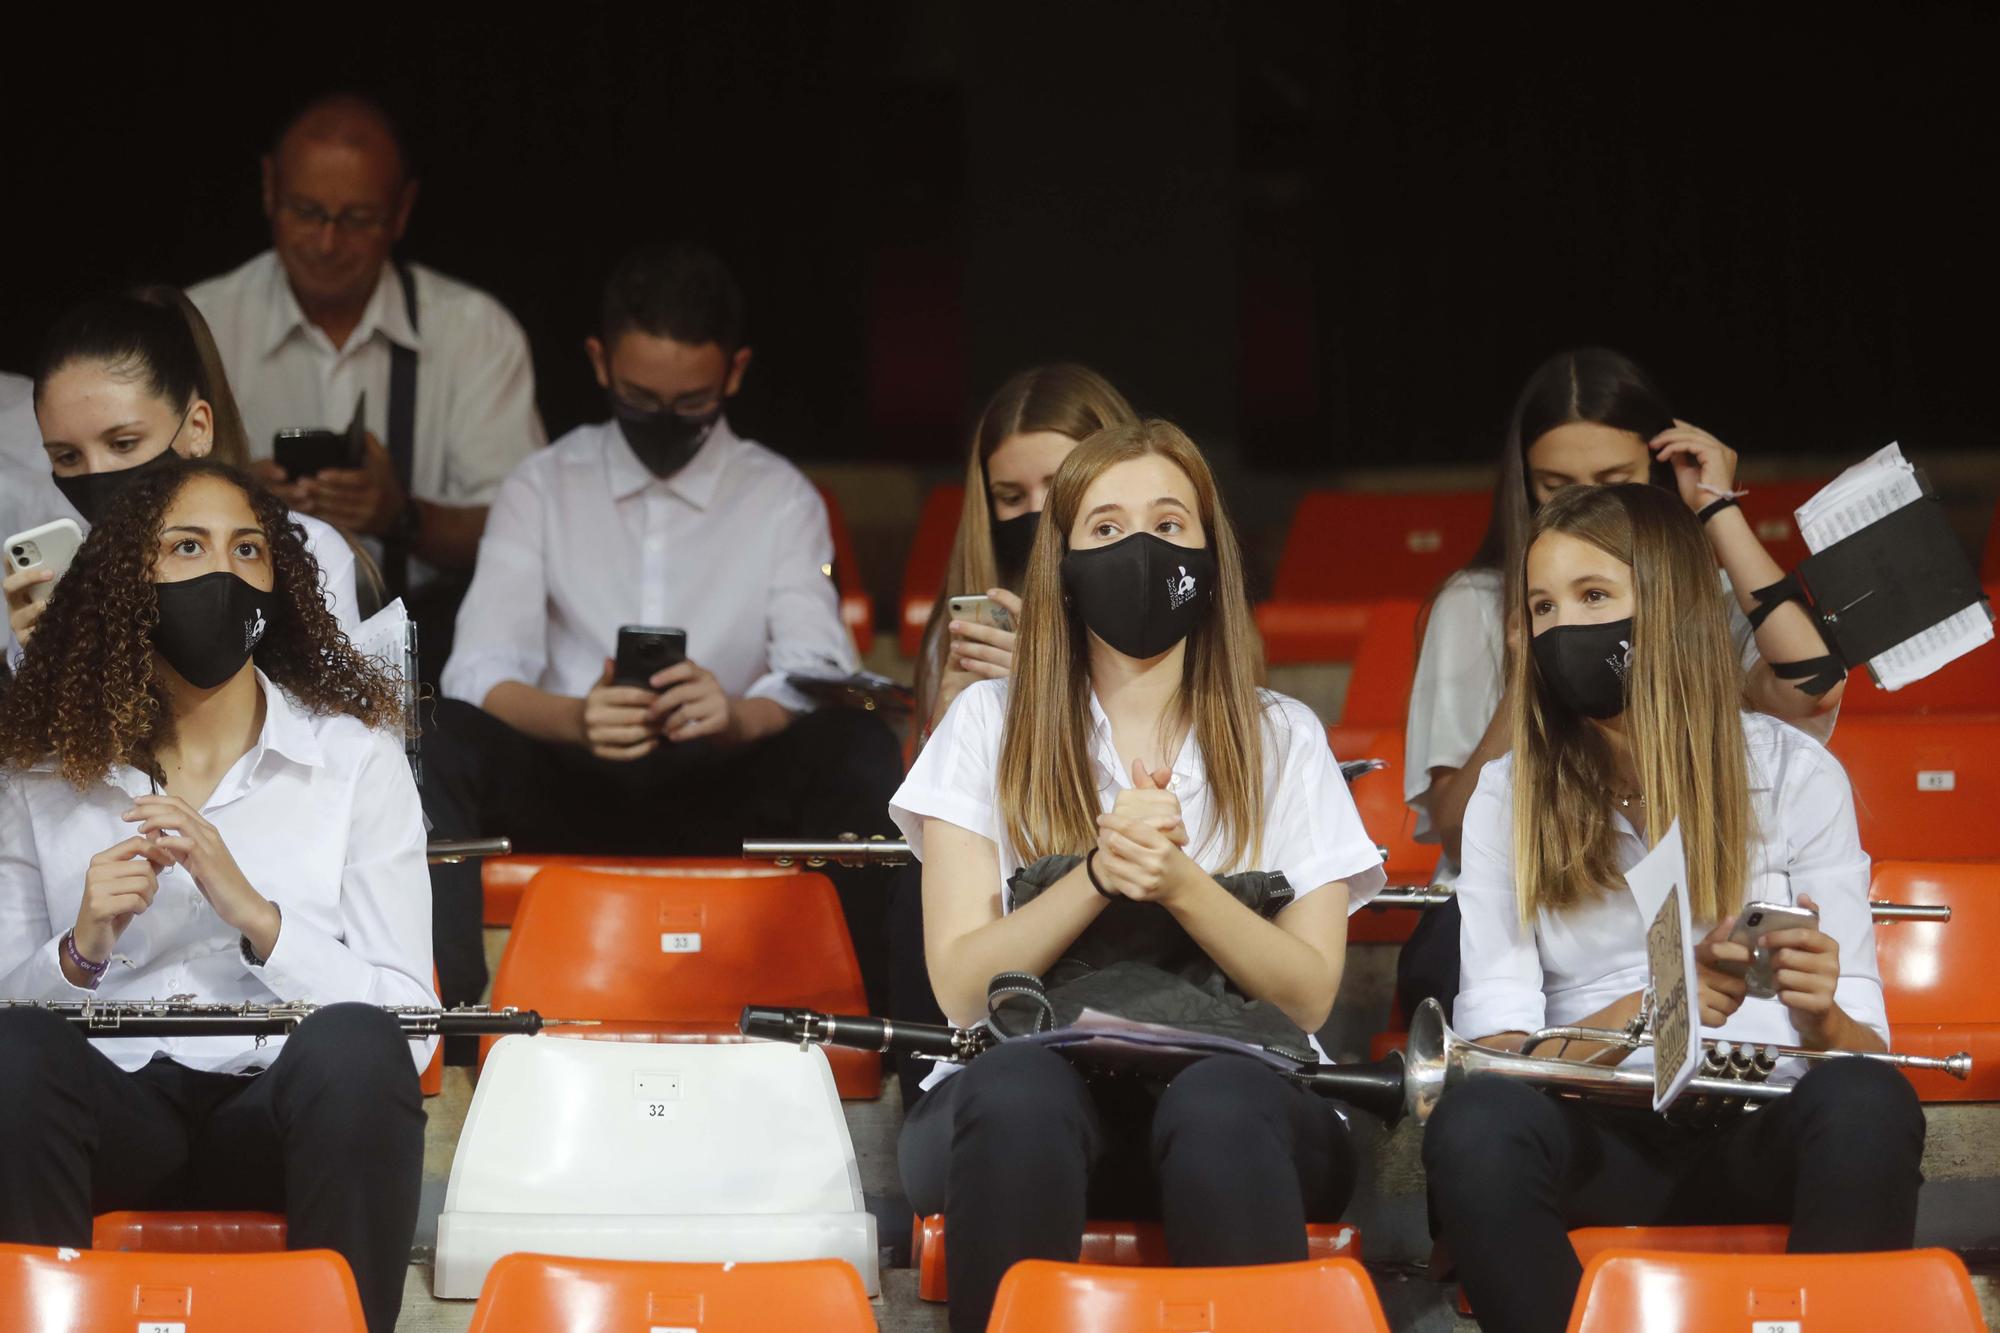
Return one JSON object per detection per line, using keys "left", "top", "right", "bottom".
{"left": 1697, "top": 495, "right": 1740, "bottom": 524}
{"left": 1084, "top": 850, "right": 1117, "bottom": 900}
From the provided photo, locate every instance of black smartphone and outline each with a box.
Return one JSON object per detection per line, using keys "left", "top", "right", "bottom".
{"left": 273, "top": 392, "right": 368, "bottom": 480}
{"left": 273, "top": 428, "right": 358, "bottom": 480}
{"left": 613, "top": 625, "right": 687, "bottom": 687}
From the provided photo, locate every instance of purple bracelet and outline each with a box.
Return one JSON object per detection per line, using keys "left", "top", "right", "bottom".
{"left": 62, "top": 930, "right": 108, "bottom": 988}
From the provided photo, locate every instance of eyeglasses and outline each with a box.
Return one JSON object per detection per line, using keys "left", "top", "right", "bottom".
{"left": 613, "top": 388, "right": 725, "bottom": 420}
{"left": 276, "top": 197, "right": 393, "bottom": 234}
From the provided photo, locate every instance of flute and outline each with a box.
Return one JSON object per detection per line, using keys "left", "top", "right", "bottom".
{"left": 4, "top": 1000, "right": 589, "bottom": 1040}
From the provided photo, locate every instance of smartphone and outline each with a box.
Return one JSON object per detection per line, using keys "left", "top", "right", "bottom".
{"left": 613, "top": 625, "right": 687, "bottom": 688}
{"left": 6, "top": 519, "right": 85, "bottom": 605}
{"left": 947, "top": 594, "right": 1014, "bottom": 634}
{"left": 273, "top": 428, "right": 359, "bottom": 480}
{"left": 273, "top": 392, "right": 368, "bottom": 480}
{"left": 1727, "top": 900, "right": 1820, "bottom": 1000}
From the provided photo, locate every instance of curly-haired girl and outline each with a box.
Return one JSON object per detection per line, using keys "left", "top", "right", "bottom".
{"left": 0, "top": 460, "right": 429, "bottom": 1333}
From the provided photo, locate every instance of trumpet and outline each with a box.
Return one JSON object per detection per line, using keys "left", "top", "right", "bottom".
{"left": 1399, "top": 998, "right": 1970, "bottom": 1124}
{"left": 734, "top": 840, "right": 1952, "bottom": 923}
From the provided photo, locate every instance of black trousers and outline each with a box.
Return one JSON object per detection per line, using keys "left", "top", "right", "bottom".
{"left": 421, "top": 696, "right": 905, "bottom": 1020}
{"left": 899, "top": 1044, "right": 1361, "bottom": 1333}
{"left": 0, "top": 1004, "right": 425, "bottom": 1333}
{"left": 1424, "top": 1061, "right": 1927, "bottom": 1333}
{"left": 886, "top": 861, "right": 947, "bottom": 1108}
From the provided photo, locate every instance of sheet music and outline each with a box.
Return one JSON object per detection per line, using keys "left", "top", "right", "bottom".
{"left": 1790, "top": 443, "right": 1993, "bottom": 689}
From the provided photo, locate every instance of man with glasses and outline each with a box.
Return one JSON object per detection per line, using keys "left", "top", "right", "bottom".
{"left": 191, "top": 93, "right": 543, "bottom": 649}
{"left": 423, "top": 242, "right": 902, "bottom": 1021}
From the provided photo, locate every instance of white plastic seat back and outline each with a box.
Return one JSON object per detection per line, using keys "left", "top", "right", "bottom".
{"left": 434, "top": 1035, "right": 875, "bottom": 1298}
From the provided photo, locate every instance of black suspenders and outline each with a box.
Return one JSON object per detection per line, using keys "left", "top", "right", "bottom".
{"left": 383, "top": 262, "right": 420, "bottom": 595}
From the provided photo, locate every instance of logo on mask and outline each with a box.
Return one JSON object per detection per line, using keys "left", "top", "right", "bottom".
{"left": 1168, "top": 565, "right": 1199, "bottom": 610}
{"left": 1608, "top": 639, "right": 1632, "bottom": 682}
{"left": 245, "top": 609, "right": 267, "bottom": 652}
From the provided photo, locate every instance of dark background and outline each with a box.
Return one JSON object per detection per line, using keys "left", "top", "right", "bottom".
{"left": 5, "top": 2, "right": 1994, "bottom": 472}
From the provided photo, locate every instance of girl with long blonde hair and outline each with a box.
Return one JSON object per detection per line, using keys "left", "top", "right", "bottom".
{"left": 1424, "top": 483, "right": 1922, "bottom": 1333}
{"left": 913, "top": 362, "right": 1136, "bottom": 731}
{"left": 890, "top": 420, "right": 1384, "bottom": 1333}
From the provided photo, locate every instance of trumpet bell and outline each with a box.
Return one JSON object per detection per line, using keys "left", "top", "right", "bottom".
{"left": 1403, "top": 996, "right": 1453, "bottom": 1124}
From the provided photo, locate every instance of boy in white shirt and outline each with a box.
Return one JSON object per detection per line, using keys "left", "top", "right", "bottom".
{"left": 427, "top": 243, "right": 901, "bottom": 1018}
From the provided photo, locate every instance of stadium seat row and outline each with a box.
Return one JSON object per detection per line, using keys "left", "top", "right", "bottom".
{"left": 7, "top": 1240, "right": 1982, "bottom": 1331}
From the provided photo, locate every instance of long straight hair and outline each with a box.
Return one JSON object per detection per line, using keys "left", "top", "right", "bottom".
{"left": 1508, "top": 484, "right": 1751, "bottom": 923}
{"left": 36, "top": 286, "right": 254, "bottom": 468}
{"left": 997, "top": 420, "right": 1268, "bottom": 870}
{"left": 915, "top": 364, "right": 1136, "bottom": 721}
{"left": 1436, "top": 349, "right": 1679, "bottom": 679}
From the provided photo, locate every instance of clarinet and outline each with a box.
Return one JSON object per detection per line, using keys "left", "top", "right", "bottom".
{"left": 5, "top": 1001, "right": 580, "bottom": 1040}
{"left": 739, "top": 1005, "right": 1411, "bottom": 1125}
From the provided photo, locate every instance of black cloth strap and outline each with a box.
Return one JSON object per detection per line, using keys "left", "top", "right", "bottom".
{"left": 383, "top": 262, "right": 420, "bottom": 596}
{"left": 1746, "top": 574, "right": 1807, "bottom": 633}
{"left": 1747, "top": 575, "right": 1844, "bottom": 695}
{"left": 1698, "top": 494, "right": 1740, "bottom": 524}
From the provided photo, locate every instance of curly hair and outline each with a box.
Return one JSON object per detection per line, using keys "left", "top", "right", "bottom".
{"left": 0, "top": 460, "right": 402, "bottom": 788}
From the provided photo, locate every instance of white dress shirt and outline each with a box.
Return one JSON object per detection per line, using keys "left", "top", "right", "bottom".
{"left": 1453, "top": 710, "right": 1888, "bottom": 1081}
{"left": 0, "top": 671, "right": 437, "bottom": 1073}
{"left": 190, "top": 252, "right": 546, "bottom": 587}
{"left": 891, "top": 680, "right": 1387, "bottom": 1085}
{"left": 1404, "top": 567, "right": 1837, "bottom": 874}
{"left": 441, "top": 417, "right": 857, "bottom": 715}
{"left": 0, "top": 371, "right": 39, "bottom": 479}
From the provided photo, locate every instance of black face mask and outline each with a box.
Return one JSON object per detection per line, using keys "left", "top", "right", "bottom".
{"left": 51, "top": 439, "right": 187, "bottom": 527}
{"left": 1531, "top": 616, "right": 1634, "bottom": 720}
{"left": 1061, "top": 532, "right": 1217, "bottom": 660}
{"left": 609, "top": 392, "right": 720, "bottom": 479}
{"left": 152, "top": 571, "right": 279, "bottom": 690}
{"left": 991, "top": 510, "right": 1039, "bottom": 581}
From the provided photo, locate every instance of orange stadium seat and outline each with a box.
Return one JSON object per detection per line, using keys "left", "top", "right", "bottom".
{"left": 1256, "top": 490, "right": 1490, "bottom": 663}
{"left": 1341, "top": 598, "right": 1422, "bottom": 727}
{"left": 1871, "top": 861, "right": 2000, "bottom": 1101}
{"left": 0, "top": 1242, "right": 365, "bottom": 1331}
{"left": 813, "top": 483, "right": 874, "bottom": 656}
{"left": 1565, "top": 1247, "right": 1982, "bottom": 1333}
{"left": 486, "top": 864, "right": 879, "bottom": 1097}
{"left": 1825, "top": 717, "right": 2000, "bottom": 860}
{"left": 1328, "top": 725, "right": 1439, "bottom": 943}
{"left": 899, "top": 483, "right": 966, "bottom": 657}
{"left": 466, "top": 1253, "right": 874, "bottom": 1333}
{"left": 1841, "top": 638, "right": 2000, "bottom": 716}
{"left": 987, "top": 1256, "right": 1391, "bottom": 1333}
{"left": 481, "top": 854, "right": 794, "bottom": 927}
{"left": 913, "top": 1215, "right": 1361, "bottom": 1303}
{"left": 91, "top": 1211, "right": 288, "bottom": 1254}
{"left": 1735, "top": 477, "right": 1830, "bottom": 573}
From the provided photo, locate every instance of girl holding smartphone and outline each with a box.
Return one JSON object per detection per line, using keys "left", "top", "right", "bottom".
{"left": 1423, "top": 482, "right": 1921, "bottom": 1333}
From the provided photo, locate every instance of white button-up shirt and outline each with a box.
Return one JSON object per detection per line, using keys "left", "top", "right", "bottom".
{"left": 1453, "top": 710, "right": 1888, "bottom": 1079}
{"left": 893, "top": 680, "right": 1387, "bottom": 909}
{"left": 441, "top": 418, "right": 857, "bottom": 714}
{"left": 0, "top": 671, "right": 437, "bottom": 1073}
{"left": 190, "top": 252, "right": 545, "bottom": 586}
{"left": 0, "top": 371, "right": 39, "bottom": 480}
